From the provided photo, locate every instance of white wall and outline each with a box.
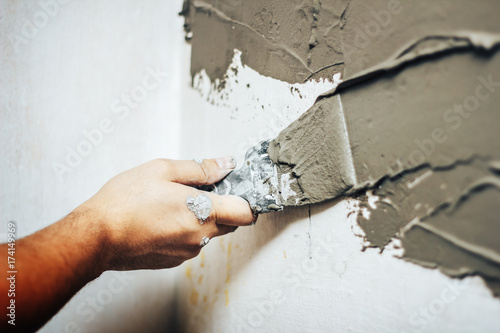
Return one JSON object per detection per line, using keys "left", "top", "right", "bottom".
{"left": 1, "top": 1, "right": 185, "bottom": 332}
{"left": 1, "top": 1, "right": 500, "bottom": 332}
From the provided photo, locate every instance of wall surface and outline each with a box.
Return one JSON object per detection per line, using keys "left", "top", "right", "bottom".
{"left": 1, "top": 1, "right": 185, "bottom": 332}
{"left": 179, "top": 0, "right": 500, "bottom": 332}
{"left": 2, "top": 1, "right": 500, "bottom": 333}
{"left": 175, "top": 47, "right": 500, "bottom": 333}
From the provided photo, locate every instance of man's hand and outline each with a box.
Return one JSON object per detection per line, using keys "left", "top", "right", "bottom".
{"left": 79, "top": 157, "right": 256, "bottom": 271}
{"left": 1, "top": 157, "right": 256, "bottom": 332}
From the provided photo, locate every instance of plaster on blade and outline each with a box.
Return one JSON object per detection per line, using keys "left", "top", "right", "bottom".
{"left": 213, "top": 92, "right": 355, "bottom": 213}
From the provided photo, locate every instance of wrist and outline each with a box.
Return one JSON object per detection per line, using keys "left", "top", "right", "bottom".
{"left": 69, "top": 205, "right": 112, "bottom": 278}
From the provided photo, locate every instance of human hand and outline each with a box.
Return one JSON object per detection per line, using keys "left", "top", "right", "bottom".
{"left": 75, "top": 157, "right": 256, "bottom": 271}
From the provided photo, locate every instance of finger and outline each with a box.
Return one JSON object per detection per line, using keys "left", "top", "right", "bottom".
{"left": 182, "top": 190, "right": 248, "bottom": 245}
{"left": 191, "top": 216, "right": 236, "bottom": 247}
{"left": 206, "top": 192, "right": 257, "bottom": 226}
{"left": 167, "top": 156, "right": 236, "bottom": 186}
{"left": 194, "top": 216, "right": 237, "bottom": 247}
{"left": 208, "top": 224, "right": 238, "bottom": 239}
{"left": 193, "top": 226, "right": 234, "bottom": 250}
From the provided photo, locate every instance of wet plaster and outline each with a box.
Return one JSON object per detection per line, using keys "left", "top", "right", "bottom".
{"left": 182, "top": 0, "right": 500, "bottom": 296}
{"left": 186, "top": 193, "right": 213, "bottom": 224}
{"left": 181, "top": 0, "right": 348, "bottom": 83}
{"left": 267, "top": 94, "right": 356, "bottom": 205}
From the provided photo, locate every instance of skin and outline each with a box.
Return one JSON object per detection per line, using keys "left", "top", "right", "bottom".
{"left": 0, "top": 157, "right": 256, "bottom": 332}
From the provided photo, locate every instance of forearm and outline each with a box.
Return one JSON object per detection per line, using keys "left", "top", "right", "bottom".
{"left": 1, "top": 209, "right": 109, "bottom": 332}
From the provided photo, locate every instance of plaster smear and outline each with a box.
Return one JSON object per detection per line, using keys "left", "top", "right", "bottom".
{"left": 182, "top": 0, "right": 500, "bottom": 84}
{"left": 182, "top": 0, "right": 500, "bottom": 297}
{"left": 271, "top": 42, "right": 500, "bottom": 296}
{"left": 181, "top": 0, "right": 347, "bottom": 84}
{"left": 186, "top": 194, "right": 213, "bottom": 224}
{"left": 191, "top": 49, "right": 339, "bottom": 118}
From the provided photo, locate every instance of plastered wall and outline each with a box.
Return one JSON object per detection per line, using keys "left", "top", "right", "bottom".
{"left": 2, "top": 1, "right": 500, "bottom": 332}
{"left": 176, "top": 49, "right": 500, "bottom": 333}
{"left": 178, "top": 0, "right": 500, "bottom": 332}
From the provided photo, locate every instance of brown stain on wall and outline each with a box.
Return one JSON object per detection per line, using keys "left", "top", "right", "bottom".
{"left": 186, "top": 265, "right": 201, "bottom": 306}
{"left": 190, "top": 290, "right": 200, "bottom": 306}
{"left": 182, "top": 0, "right": 500, "bottom": 297}
{"left": 200, "top": 250, "right": 205, "bottom": 267}
{"left": 226, "top": 242, "right": 232, "bottom": 283}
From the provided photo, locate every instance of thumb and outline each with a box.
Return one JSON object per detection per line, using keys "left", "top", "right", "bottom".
{"left": 167, "top": 156, "right": 236, "bottom": 186}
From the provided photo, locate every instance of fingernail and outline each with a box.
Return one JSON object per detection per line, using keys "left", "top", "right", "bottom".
{"left": 216, "top": 156, "right": 236, "bottom": 170}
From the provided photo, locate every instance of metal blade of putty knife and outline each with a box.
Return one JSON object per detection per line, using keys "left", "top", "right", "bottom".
{"left": 211, "top": 140, "right": 283, "bottom": 214}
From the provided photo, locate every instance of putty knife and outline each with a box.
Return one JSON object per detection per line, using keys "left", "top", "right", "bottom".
{"left": 211, "top": 93, "right": 355, "bottom": 214}
{"left": 212, "top": 140, "right": 282, "bottom": 214}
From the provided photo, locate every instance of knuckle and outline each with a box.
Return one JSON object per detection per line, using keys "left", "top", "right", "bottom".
{"left": 149, "top": 158, "right": 172, "bottom": 174}
{"left": 186, "top": 239, "right": 202, "bottom": 252}
{"left": 182, "top": 223, "right": 200, "bottom": 239}
{"left": 197, "top": 162, "right": 212, "bottom": 184}
{"left": 206, "top": 207, "right": 219, "bottom": 225}
{"left": 183, "top": 227, "right": 203, "bottom": 247}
